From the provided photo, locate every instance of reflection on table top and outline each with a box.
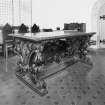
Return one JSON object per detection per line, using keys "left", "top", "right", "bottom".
{"left": 9, "top": 31, "right": 96, "bottom": 42}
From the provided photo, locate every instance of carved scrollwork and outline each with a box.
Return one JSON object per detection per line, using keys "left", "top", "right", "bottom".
{"left": 77, "top": 36, "right": 91, "bottom": 64}
{"left": 14, "top": 40, "right": 30, "bottom": 72}
{"left": 29, "top": 43, "right": 44, "bottom": 74}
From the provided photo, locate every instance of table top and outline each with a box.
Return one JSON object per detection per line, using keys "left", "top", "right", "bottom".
{"left": 9, "top": 30, "right": 96, "bottom": 42}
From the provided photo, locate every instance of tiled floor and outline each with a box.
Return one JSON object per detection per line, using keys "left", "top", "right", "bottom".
{"left": 0, "top": 48, "right": 105, "bottom": 105}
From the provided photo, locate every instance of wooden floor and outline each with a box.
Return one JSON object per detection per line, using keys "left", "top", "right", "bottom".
{"left": 0, "top": 48, "right": 105, "bottom": 105}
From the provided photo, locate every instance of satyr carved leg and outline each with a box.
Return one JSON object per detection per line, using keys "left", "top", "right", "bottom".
{"left": 78, "top": 36, "right": 93, "bottom": 65}
{"left": 29, "top": 43, "right": 47, "bottom": 92}
{"left": 14, "top": 39, "right": 48, "bottom": 96}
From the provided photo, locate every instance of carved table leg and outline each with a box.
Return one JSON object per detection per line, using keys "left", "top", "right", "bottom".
{"left": 78, "top": 36, "right": 93, "bottom": 65}
{"left": 14, "top": 39, "right": 48, "bottom": 96}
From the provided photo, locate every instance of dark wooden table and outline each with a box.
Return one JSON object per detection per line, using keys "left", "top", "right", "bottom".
{"left": 9, "top": 30, "right": 95, "bottom": 96}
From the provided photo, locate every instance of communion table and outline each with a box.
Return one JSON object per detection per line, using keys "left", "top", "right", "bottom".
{"left": 9, "top": 31, "right": 95, "bottom": 96}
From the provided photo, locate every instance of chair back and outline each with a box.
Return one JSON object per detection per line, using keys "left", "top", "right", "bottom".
{"left": 2, "top": 23, "right": 13, "bottom": 43}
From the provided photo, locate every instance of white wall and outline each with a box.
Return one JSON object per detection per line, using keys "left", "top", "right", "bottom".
{"left": 31, "top": 0, "right": 97, "bottom": 31}
{"left": 0, "top": 0, "right": 98, "bottom": 32}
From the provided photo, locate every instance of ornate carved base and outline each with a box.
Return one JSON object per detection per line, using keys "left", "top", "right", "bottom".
{"left": 16, "top": 70, "right": 48, "bottom": 96}
{"left": 12, "top": 32, "right": 95, "bottom": 96}
{"left": 15, "top": 56, "right": 78, "bottom": 96}
{"left": 39, "top": 57, "right": 78, "bottom": 80}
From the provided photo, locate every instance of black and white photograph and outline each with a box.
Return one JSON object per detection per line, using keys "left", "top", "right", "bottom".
{"left": 0, "top": 0, "right": 105, "bottom": 105}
